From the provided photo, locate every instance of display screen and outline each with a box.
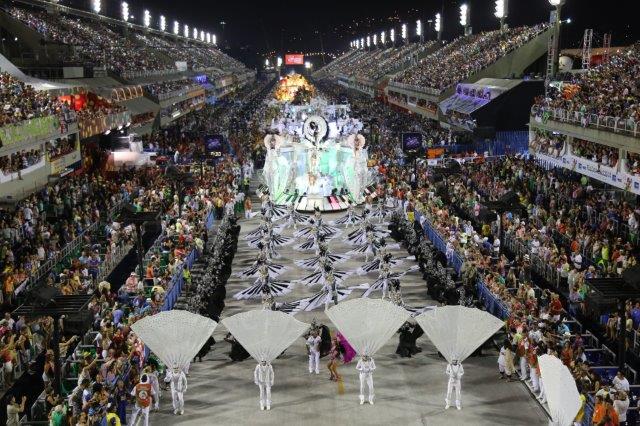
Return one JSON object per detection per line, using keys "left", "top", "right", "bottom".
{"left": 204, "top": 135, "right": 223, "bottom": 157}
{"left": 402, "top": 132, "right": 423, "bottom": 153}
{"left": 285, "top": 54, "right": 304, "bottom": 65}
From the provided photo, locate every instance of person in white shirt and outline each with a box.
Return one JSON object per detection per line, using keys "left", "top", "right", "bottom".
{"left": 165, "top": 366, "right": 188, "bottom": 415}
{"left": 356, "top": 355, "right": 376, "bottom": 405}
{"left": 445, "top": 360, "right": 464, "bottom": 410}
{"left": 614, "top": 391, "right": 630, "bottom": 425}
{"left": 254, "top": 360, "right": 275, "bottom": 410}
{"left": 612, "top": 371, "right": 630, "bottom": 392}
{"left": 306, "top": 330, "right": 321, "bottom": 374}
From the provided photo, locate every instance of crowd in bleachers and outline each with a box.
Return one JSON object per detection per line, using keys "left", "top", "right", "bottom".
{"left": 7, "top": 5, "right": 247, "bottom": 76}
{"left": 392, "top": 24, "right": 548, "bottom": 92}
{"left": 0, "top": 149, "right": 43, "bottom": 176}
{"left": 143, "top": 78, "right": 197, "bottom": 98}
{"left": 1, "top": 72, "right": 71, "bottom": 128}
{"left": 535, "top": 43, "right": 640, "bottom": 126}
{"left": 45, "top": 138, "right": 76, "bottom": 160}
{"left": 529, "top": 130, "right": 566, "bottom": 158}
{"left": 571, "top": 138, "right": 619, "bottom": 168}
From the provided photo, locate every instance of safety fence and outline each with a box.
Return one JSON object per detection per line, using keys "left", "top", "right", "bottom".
{"left": 531, "top": 105, "right": 640, "bottom": 138}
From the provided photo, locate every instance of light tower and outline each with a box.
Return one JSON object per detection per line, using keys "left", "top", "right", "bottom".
{"left": 416, "top": 19, "right": 423, "bottom": 43}
{"left": 390, "top": 28, "right": 395, "bottom": 46}
{"left": 401, "top": 23, "right": 408, "bottom": 45}
{"left": 434, "top": 13, "right": 442, "bottom": 41}
{"left": 459, "top": 4, "right": 470, "bottom": 35}
{"left": 494, "top": 0, "right": 508, "bottom": 30}
{"left": 121, "top": 1, "right": 129, "bottom": 22}
{"left": 547, "top": 0, "right": 566, "bottom": 79}
{"left": 381, "top": 30, "right": 386, "bottom": 46}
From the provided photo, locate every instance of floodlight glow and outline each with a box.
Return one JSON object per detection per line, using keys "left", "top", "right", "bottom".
{"left": 159, "top": 15, "right": 166, "bottom": 31}
{"left": 207, "top": 32, "right": 211, "bottom": 43}
{"left": 277, "top": 56, "right": 282, "bottom": 67}
{"left": 173, "top": 21, "right": 179, "bottom": 35}
{"left": 184, "top": 24, "right": 189, "bottom": 38}
{"left": 566, "top": 18, "right": 572, "bottom": 24}
{"left": 494, "top": 0, "right": 506, "bottom": 18}
{"left": 366, "top": 35, "right": 370, "bottom": 47}
{"left": 193, "top": 27, "right": 198, "bottom": 39}
{"left": 373, "top": 34, "right": 377, "bottom": 45}
{"left": 360, "top": 37, "right": 364, "bottom": 48}
{"left": 304, "top": 61, "right": 312, "bottom": 69}
{"left": 549, "top": 0, "right": 563, "bottom": 5}
{"left": 401, "top": 23, "right": 407, "bottom": 40}
{"left": 416, "top": 19, "right": 422, "bottom": 36}
{"left": 143, "top": 10, "right": 151, "bottom": 27}
{"left": 212, "top": 34, "right": 217, "bottom": 45}
{"left": 381, "top": 31, "right": 386, "bottom": 44}
{"left": 390, "top": 29, "right": 395, "bottom": 42}
{"left": 460, "top": 4, "right": 469, "bottom": 27}
{"left": 435, "top": 13, "right": 441, "bottom": 32}
{"left": 121, "top": 2, "right": 129, "bottom": 22}
{"left": 266, "top": 58, "right": 270, "bottom": 66}
{"left": 92, "top": 0, "right": 100, "bottom": 14}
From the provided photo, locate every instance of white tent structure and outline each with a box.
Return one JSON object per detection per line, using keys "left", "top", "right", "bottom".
{"left": 538, "top": 354, "right": 581, "bottom": 426}
{"left": 221, "top": 309, "right": 310, "bottom": 362}
{"left": 415, "top": 306, "right": 503, "bottom": 363}
{"left": 131, "top": 310, "right": 218, "bottom": 370}
{"left": 325, "top": 298, "right": 410, "bottom": 356}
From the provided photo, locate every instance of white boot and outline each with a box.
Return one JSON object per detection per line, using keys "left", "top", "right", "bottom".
{"left": 260, "top": 401, "right": 265, "bottom": 411}
{"left": 359, "top": 395, "right": 365, "bottom": 405}
{"left": 368, "top": 396, "right": 374, "bottom": 405}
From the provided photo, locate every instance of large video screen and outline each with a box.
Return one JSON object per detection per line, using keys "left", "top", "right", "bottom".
{"left": 204, "top": 135, "right": 224, "bottom": 157}
{"left": 402, "top": 132, "right": 423, "bottom": 154}
{"left": 285, "top": 54, "right": 304, "bottom": 65}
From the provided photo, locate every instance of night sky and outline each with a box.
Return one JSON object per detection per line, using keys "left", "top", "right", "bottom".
{"left": 66, "top": 0, "right": 638, "bottom": 68}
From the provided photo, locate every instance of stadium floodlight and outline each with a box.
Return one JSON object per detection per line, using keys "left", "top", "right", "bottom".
{"left": 435, "top": 13, "right": 441, "bottom": 32}
{"left": 207, "top": 32, "right": 211, "bottom": 43}
{"left": 193, "top": 27, "right": 198, "bottom": 39}
{"left": 305, "top": 61, "right": 312, "bottom": 69}
{"left": 401, "top": 23, "right": 407, "bottom": 40}
{"left": 121, "top": 2, "right": 129, "bottom": 22}
{"left": 265, "top": 59, "right": 270, "bottom": 67}
{"left": 494, "top": 0, "right": 506, "bottom": 18}
{"left": 416, "top": 19, "right": 422, "bottom": 36}
{"left": 159, "top": 15, "right": 166, "bottom": 31}
{"left": 173, "top": 21, "right": 179, "bottom": 35}
{"left": 92, "top": 0, "right": 100, "bottom": 14}
{"left": 184, "top": 24, "right": 189, "bottom": 38}
{"left": 143, "top": 10, "right": 151, "bottom": 28}
{"left": 381, "top": 31, "right": 386, "bottom": 45}
{"left": 366, "top": 35, "right": 370, "bottom": 47}
{"left": 549, "top": 0, "right": 564, "bottom": 5}
{"left": 390, "top": 28, "right": 395, "bottom": 43}
{"left": 360, "top": 37, "right": 365, "bottom": 48}
{"left": 277, "top": 56, "right": 282, "bottom": 67}
{"left": 373, "top": 34, "right": 377, "bottom": 46}
{"left": 459, "top": 4, "right": 469, "bottom": 27}
{"left": 199, "top": 30, "right": 204, "bottom": 41}
{"left": 212, "top": 34, "right": 217, "bottom": 45}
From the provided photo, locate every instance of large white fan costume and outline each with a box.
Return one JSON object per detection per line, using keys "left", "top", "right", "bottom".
{"left": 326, "top": 299, "right": 410, "bottom": 405}
{"left": 415, "top": 306, "right": 503, "bottom": 410}
{"left": 538, "top": 355, "right": 582, "bottom": 426}
{"left": 131, "top": 310, "right": 218, "bottom": 416}
{"left": 222, "top": 310, "right": 310, "bottom": 410}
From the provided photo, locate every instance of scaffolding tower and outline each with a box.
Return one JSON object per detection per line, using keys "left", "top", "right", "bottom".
{"left": 603, "top": 33, "right": 612, "bottom": 65}
{"left": 582, "top": 29, "right": 593, "bottom": 70}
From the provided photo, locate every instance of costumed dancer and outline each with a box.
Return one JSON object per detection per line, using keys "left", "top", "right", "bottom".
{"left": 356, "top": 355, "right": 376, "bottom": 405}
{"left": 294, "top": 244, "right": 348, "bottom": 271}
{"left": 306, "top": 329, "right": 322, "bottom": 375}
{"left": 356, "top": 240, "right": 402, "bottom": 276}
{"left": 261, "top": 286, "right": 276, "bottom": 310}
{"left": 445, "top": 360, "right": 464, "bottom": 410}
{"left": 294, "top": 209, "right": 341, "bottom": 240}
{"left": 346, "top": 228, "right": 378, "bottom": 262}
{"left": 129, "top": 374, "right": 155, "bottom": 426}
{"left": 234, "top": 263, "right": 293, "bottom": 300}
{"left": 327, "top": 335, "right": 342, "bottom": 381}
{"left": 280, "top": 203, "right": 308, "bottom": 230}
{"left": 165, "top": 366, "right": 188, "bottom": 415}
{"left": 235, "top": 243, "right": 287, "bottom": 279}
{"left": 297, "top": 263, "right": 350, "bottom": 288}
{"left": 331, "top": 201, "right": 361, "bottom": 228}
{"left": 144, "top": 365, "right": 161, "bottom": 411}
{"left": 260, "top": 194, "right": 287, "bottom": 219}
{"left": 254, "top": 360, "right": 274, "bottom": 410}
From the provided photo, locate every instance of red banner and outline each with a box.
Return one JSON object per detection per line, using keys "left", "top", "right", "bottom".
{"left": 285, "top": 54, "right": 304, "bottom": 65}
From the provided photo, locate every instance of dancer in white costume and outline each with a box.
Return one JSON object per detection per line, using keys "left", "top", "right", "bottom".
{"left": 234, "top": 263, "right": 293, "bottom": 300}
{"left": 130, "top": 374, "right": 155, "bottom": 426}
{"left": 331, "top": 201, "right": 361, "bottom": 228}
{"left": 306, "top": 329, "right": 321, "bottom": 374}
{"left": 279, "top": 203, "right": 309, "bottom": 229}
{"left": 356, "top": 240, "right": 401, "bottom": 275}
{"left": 165, "top": 366, "right": 188, "bottom": 415}
{"left": 254, "top": 360, "right": 274, "bottom": 410}
{"left": 445, "top": 360, "right": 464, "bottom": 410}
{"left": 356, "top": 355, "right": 376, "bottom": 405}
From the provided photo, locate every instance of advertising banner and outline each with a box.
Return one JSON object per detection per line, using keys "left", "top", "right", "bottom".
{"left": 285, "top": 54, "right": 304, "bottom": 65}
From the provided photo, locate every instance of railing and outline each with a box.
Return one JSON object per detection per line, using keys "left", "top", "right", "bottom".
{"left": 531, "top": 105, "right": 640, "bottom": 138}
{"left": 15, "top": 193, "right": 130, "bottom": 296}
{"left": 157, "top": 84, "right": 202, "bottom": 101}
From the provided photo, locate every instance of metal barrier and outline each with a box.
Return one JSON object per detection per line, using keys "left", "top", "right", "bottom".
{"left": 531, "top": 105, "right": 640, "bottom": 137}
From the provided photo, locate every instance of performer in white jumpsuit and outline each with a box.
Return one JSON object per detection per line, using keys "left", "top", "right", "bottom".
{"left": 254, "top": 360, "right": 275, "bottom": 410}
{"left": 356, "top": 355, "right": 376, "bottom": 405}
{"left": 445, "top": 360, "right": 464, "bottom": 410}
{"left": 306, "top": 330, "right": 321, "bottom": 374}
{"left": 145, "top": 366, "right": 161, "bottom": 411}
{"left": 165, "top": 366, "right": 188, "bottom": 415}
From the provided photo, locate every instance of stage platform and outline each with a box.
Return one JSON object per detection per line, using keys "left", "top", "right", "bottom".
{"left": 256, "top": 184, "right": 378, "bottom": 212}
